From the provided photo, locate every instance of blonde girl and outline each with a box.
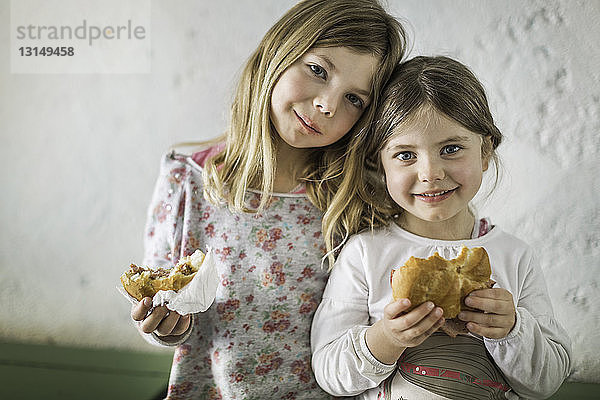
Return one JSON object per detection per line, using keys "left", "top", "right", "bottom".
{"left": 129, "top": 1, "right": 407, "bottom": 398}
{"left": 311, "top": 56, "right": 571, "bottom": 399}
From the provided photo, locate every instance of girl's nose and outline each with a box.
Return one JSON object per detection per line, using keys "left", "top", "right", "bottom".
{"left": 313, "top": 94, "right": 337, "bottom": 117}
{"left": 417, "top": 158, "right": 445, "bottom": 182}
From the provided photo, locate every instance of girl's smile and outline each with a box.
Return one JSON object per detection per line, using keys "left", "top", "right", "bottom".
{"left": 381, "top": 108, "right": 490, "bottom": 239}
{"left": 412, "top": 187, "right": 458, "bottom": 203}
{"left": 294, "top": 111, "right": 322, "bottom": 135}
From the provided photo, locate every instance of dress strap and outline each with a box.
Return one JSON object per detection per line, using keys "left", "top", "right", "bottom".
{"left": 472, "top": 217, "right": 492, "bottom": 239}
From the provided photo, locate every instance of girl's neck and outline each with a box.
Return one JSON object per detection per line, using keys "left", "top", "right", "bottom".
{"left": 396, "top": 210, "right": 475, "bottom": 241}
{"left": 272, "top": 139, "right": 311, "bottom": 193}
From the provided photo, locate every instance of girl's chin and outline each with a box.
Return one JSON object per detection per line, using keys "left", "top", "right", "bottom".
{"left": 405, "top": 210, "right": 475, "bottom": 237}
{"left": 404, "top": 208, "right": 471, "bottom": 226}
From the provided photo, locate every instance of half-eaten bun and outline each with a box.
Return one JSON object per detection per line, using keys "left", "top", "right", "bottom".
{"left": 391, "top": 247, "right": 494, "bottom": 336}
{"left": 121, "top": 250, "right": 205, "bottom": 301}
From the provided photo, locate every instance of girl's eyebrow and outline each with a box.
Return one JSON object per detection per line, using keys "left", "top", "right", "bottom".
{"left": 354, "top": 87, "right": 372, "bottom": 98}
{"left": 316, "top": 54, "right": 336, "bottom": 71}
{"left": 437, "top": 135, "right": 473, "bottom": 145}
{"left": 385, "top": 143, "right": 414, "bottom": 151}
{"left": 384, "top": 135, "right": 474, "bottom": 152}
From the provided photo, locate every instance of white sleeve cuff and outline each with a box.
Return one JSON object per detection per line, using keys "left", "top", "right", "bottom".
{"left": 138, "top": 314, "right": 195, "bottom": 347}
{"left": 484, "top": 306, "right": 523, "bottom": 344}
{"left": 354, "top": 326, "right": 397, "bottom": 375}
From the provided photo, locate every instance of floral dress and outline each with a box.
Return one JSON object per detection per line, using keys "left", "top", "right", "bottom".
{"left": 141, "top": 151, "right": 333, "bottom": 399}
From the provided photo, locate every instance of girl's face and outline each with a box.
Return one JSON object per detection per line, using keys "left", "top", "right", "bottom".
{"left": 380, "top": 110, "right": 489, "bottom": 234}
{"left": 270, "top": 46, "right": 379, "bottom": 148}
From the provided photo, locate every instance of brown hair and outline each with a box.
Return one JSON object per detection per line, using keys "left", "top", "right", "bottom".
{"left": 323, "top": 56, "right": 503, "bottom": 266}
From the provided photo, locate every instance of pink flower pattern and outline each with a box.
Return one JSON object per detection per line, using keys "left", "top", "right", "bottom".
{"left": 142, "top": 153, "right": 332, "bottom": 399}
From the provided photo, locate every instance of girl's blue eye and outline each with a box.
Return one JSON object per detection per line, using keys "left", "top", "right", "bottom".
{"left": 395, "top": 152, "right": 414, "bottom": 161}
{"left": 310, "top": 64, "right": 326, "bottom": 79}
{"left": 442, "top": 145, "right": 462, "bottom": 155}
{"left": 346, "top": 93, "right": 364, "bottom": 108}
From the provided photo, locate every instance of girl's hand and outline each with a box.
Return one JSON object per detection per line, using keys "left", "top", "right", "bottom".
{"left": 458, "top": 288, "right": 516, "bottom": 339}
{"left": 366, "top": 299, "right": 445, "bottom": 365}
{"left": 131, "top": 297, "right": 191, "bottom": 337}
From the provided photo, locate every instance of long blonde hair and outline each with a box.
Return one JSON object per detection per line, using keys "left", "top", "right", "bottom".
{"left": 323, "top": 56, "right": 504, "bottom": 267}
{"left": 202, "top": 0, "right": 407, "bottom": 212}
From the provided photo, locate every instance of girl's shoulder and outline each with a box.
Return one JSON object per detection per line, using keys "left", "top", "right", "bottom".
{"left": 190, "top": 142, "right": 226, "bottom": 168}
{"left": 343, "top": 223, "right": 399, "bottom": 251}
{"left": 485, "top": 226, "right": 535, "bottom": 258}
{"left": 161, "top": 142, "right": 225, "bottom": 172}
{"left": 475, "top": 223, "right": 530, "bottom": 250}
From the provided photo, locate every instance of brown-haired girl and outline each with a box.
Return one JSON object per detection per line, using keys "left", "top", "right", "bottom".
{"left": 311, "top": 56, "right": 571, "bottom": 399}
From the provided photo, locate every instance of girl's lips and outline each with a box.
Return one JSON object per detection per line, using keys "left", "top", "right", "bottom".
{"left": 413, "top": 188, "right": 457, "bottom": 203}
{"left": 294, "top": 111, "right": 322, "bottom": 135}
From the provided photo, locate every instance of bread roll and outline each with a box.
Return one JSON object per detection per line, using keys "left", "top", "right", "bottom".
{"left": 391, "top": 247, "right": 493, "bottom": 336}
{"left": 121, "top": 250, "right": 205, "bottom": 301}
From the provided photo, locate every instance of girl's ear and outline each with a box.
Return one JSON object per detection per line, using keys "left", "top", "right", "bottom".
{"left": 481, "top": 135, "right": 493, "bottom": 172}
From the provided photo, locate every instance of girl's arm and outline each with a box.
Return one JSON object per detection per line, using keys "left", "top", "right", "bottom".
{"left": 310, "top": 237, "right": 397, "bottom": 396}
{"left": 142, "top": 152, "right": 186, "bottom": 270}
{"left": 484, "top": 247, "right": 572, "bottom": 399}
{"left": 134, "top": 152, "right": 193, "bottom": 346}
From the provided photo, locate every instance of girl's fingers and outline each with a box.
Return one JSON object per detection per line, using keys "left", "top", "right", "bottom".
{"left": 133, "top": 299, "right": 190, "bottom": 337}
{"left": 139, "top": 306, "right": 169, "bottom": 334}
{"left": 397, "top": 311, "right": 445, "bottom": 346}
{"left": 408, "top": 310, "right": 445, "bottom": 337}
{"left": 378, "top": 301, "right": 445, "bottom": 349}
{"left": 466, "top": 322, "right": 509, "bottom": 339}
{"left": 384, "top": 298, "right": 412, "bottom": 319}
{"left": 395, "top": 304, "right": 444, "bottom": 334}
{"left": 428, "top": 316, "right": 446, "bottom": 335}
{"left": 466, "top": 288, "right": 514, "bottom": 313}
{"left": 391, "top": 301, "right": 436, "bottom": 329}
{"left": 131, "top": 297, "right": 153, "bottom": 321}
{"left": 469, "top": 288, "right": 509, "bottom": 300}
{"left": 464, "top": 295, "right": 513, "bottom": 315}
{"left": 459, "top": 310, "right": 513, "bottom": 328}
{"left": 156, "top": 311, "right": 183, "bottom": 336}
{"left": 171, "top": 314, "right": 192, "bottom": 336}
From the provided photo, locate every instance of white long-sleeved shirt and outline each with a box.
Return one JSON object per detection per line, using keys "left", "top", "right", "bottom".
{"left": 311, "top": 222, "right": 571, "bottom": 399}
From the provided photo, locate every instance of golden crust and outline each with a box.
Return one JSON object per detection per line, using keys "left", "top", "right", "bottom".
{"left": 121, "top": 250, "right": 205, "bottom": 301}
{"left": 391, "top": 247, "right": 492, "bottom": 319}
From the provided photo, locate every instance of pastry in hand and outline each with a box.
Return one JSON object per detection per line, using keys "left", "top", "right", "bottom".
{"left": 391, "top": 247, "right": 494, "bottom": 337}
{"left": 121, "top": 250, "right": 205, "bottom": 301}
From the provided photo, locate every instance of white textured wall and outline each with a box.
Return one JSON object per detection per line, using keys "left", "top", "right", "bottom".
{"left": 1, "top": 0, "right": 598, "bottom": 383}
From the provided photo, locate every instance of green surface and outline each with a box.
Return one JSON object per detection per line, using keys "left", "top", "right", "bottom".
{"left": 0, "top": 341, "right": 598, "bottom": 399}
{"left": 0, "top": 341, "right": 172, "bottom": 400}
{"left": 548, "top": 382, "right": 600, "bottom": 400}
